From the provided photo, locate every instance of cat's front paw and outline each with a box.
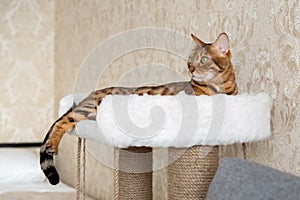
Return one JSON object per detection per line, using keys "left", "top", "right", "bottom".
{"left": 45, "top": 140, "right": 59, "bottom": 155}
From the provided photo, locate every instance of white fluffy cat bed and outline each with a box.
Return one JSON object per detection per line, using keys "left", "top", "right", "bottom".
{"left": 59, "top": 93, "right": 271, "bottom": 200}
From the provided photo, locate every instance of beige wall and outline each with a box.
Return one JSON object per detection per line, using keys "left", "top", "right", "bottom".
{"left": 2, "top": 0, "right": 299, "bottom": 199}
{"left": 56, "top": 0, "right": 300, "bottom": 199}
{"left": 0, "top": 0, "right": 55, "bottom": 142}
{"left": 54, "top": 1, "right": 212, "bottom": 199}
{"left": 209, "top": 0, "right": 300, "bottom": 174}
{"left": 55, "top": 0, "right": 300, "bottom": 199}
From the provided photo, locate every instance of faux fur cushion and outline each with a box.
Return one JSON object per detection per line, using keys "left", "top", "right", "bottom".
{"left": 60, "top": 93, "right": 270, "bottom": 147}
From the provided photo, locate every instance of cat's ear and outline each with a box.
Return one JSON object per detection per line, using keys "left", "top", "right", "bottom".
{"left": 213, "top": 33, "right": 230, "bottom": 55}
{"left": 191, "top": 34, "right": 205, "bottom": 46}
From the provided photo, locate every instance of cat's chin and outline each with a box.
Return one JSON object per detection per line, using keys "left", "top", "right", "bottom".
{"left": 192, "top": 75, "right": 206, "bottom": 83}
{"left": 192, "top": 72, "right": 214, "bottom": 83}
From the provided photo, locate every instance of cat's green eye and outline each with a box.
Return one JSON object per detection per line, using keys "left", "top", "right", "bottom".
{"left": 200, "top": 56, "right": 209, "bottom": 64}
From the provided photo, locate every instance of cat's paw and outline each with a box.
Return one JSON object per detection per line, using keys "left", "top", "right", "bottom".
{"left": 45, "top": 140, "right": 58, "bottom": 155}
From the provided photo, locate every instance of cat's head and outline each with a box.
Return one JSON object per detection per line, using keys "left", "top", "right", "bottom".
{"left": 188, "top": 33, "right": 232, "bottom": 83}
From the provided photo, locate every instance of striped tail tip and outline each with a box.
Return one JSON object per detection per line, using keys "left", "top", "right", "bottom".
{"left": 40, "top": 148, "right": 60, "bottom": 185}
{"left": 44, "top": 165, "right": 60, "bottom": 185}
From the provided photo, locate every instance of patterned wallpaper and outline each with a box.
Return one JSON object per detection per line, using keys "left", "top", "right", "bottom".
{"left": 2, "top": 0, "right": 299, "bottom": 199}
{"left": 207, "top": 0, "right": 300, "bottom": 175}
{"left": 0, "top": 0, "right": 55, "bottom": 142}
{"left": 54, "top": 0, "right": 300, "bottom": 199}
{"left": 55, "top": 0, "right": 300, "bottom": 199}
{"left": 54, "top": 1, "right": 210, "bottom": 199}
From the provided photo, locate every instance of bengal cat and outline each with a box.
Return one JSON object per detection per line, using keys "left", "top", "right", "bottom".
{"left": 40, "top": 33, "right": 238, "bottom": 185}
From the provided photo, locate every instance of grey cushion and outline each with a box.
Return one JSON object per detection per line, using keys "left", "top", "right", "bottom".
{"left": 206, "top": 158, "right": 300, "bottom": 200}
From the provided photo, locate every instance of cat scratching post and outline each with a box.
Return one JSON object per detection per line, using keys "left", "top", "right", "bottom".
{"left": 168, "top": 146, "right": 219, "bottom": 199}
{"left": 114, "top": 147, "right": 152, "bottom": 200}
{"left": 60, "top": 93, "right": 271, "bottom": 200}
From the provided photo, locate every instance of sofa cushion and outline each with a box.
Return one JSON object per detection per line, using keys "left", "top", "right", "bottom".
{"left": 206, "top": 158, "right": 300, "bottom": 200}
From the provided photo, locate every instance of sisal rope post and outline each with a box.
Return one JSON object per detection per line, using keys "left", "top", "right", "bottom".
{"left": 242, "top": 143, "right": 247, "bottom": 160}
{"left": 114, "top": 147, "right": 153, "bottom": 200}
{"left": 76, "top": 138, "right": 86, "bottom": 200}
{"left": 114, "top": 148, "right": 120, "bottom": 200}
{"left": 76, "top": 138, "right": 82, "bottom": 200}
{"left": 168, "top": 145, "right": 219, "bottom": 200}
{"left": 82, "top": 138, "right": 86, "bottom": 200}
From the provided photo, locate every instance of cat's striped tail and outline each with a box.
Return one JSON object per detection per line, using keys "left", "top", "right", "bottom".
{"left": 39, "top": 107, "right": 74, "bottom": 185}
{"left": 40, "top": 144, "right": 60, "bottom": 185}
{"left": 39, "top": 100, "right": 96, "bottom": 185}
